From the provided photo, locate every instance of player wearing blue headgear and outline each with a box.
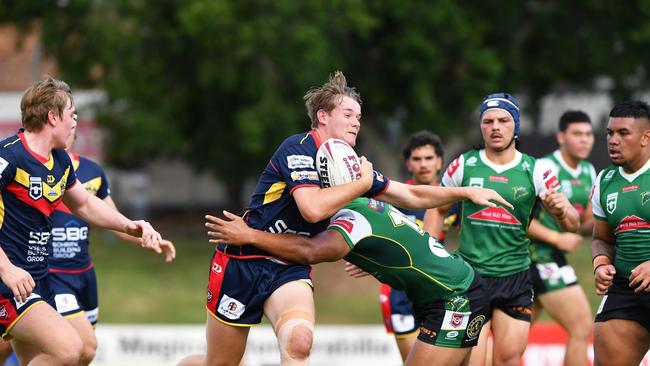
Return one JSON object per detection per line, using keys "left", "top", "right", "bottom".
{"left": 437, "top": 93, "right": 579, "bottom": 366}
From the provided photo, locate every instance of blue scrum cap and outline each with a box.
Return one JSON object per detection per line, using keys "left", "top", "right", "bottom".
{"left": 480, "top": 93, "right": 520, "bottom": 138}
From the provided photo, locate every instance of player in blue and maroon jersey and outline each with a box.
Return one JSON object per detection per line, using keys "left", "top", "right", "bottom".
{"left": 42, "top": 130, "right": 176, "bottom": 365}
{"left": 0, "top": 77, "right": 162, "bottom": 365}
{"left": 180, "top": 71, "right": 510, "bottom": 366}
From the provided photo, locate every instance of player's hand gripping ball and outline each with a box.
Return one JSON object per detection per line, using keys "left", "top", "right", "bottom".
{"left": 316, "top": 138, "right": 361, "bottom": 188}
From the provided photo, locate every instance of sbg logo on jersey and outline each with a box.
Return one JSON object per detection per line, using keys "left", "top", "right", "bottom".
{"left": 469, "top": 177, "right": 484, "bottom": 188}
{"left": 606, "top": 192, "right": 618, "bottom": 214}
{"left": 29, "top": 176, "right": 43, "bottom": 200}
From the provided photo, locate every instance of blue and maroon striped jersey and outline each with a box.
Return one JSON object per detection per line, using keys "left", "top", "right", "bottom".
{"left": 0, "top": 132, "right": 77, "bottom": 280}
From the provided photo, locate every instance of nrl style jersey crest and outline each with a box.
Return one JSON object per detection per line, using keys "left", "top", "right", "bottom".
{"left": 49, "top": 154, "right": 110, "bottom": 271}
{"left": 592, "top": 159, "right": 650, "bottom": 277}
{"left": 0, "top": 132, "right": 77, "bottom": 280}
{"left": 328, "top": 198, "right": 474, "bottom": 308}
{"left": 530, "top": 150, "right": 596, "bottom": 262}
{"left": 218, "top": 131, "right": 390, "bottom": 261}
{"left": 442, "top": 149, "right": 559, "bottom": 277}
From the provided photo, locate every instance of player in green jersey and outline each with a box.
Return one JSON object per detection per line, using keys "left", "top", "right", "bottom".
{"left": 591, "top": 100, "right": 650, "bottom": 366}
{"left": 207, "top": 197, "right": 490, "bottom": 366}
{"left": 441, "top": 93, "right": 579, "bottom": 366}
{"left": 528, "top": 110, "right": 595, "bottom": 366}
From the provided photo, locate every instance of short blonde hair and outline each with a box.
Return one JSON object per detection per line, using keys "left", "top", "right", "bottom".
{"left": 20, "top": 76, "right": 73, "bottom": 132}
{"left": 303, "top": 71, "right": 361, "bottom": 129}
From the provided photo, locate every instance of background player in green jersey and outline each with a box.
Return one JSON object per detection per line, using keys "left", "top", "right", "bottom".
{"left": 591, "top": 101, "right": 650, "bottom": 366}
{"left": 528, "top": 110, "right": 595, "bottom": 366}
{"left": 440, "top": 93, "right": 579, "bottom": 366}
{"left": 206, "top": 197, "right": 490, "bottom": 366}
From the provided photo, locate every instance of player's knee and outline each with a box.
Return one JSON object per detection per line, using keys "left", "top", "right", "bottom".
{"left": 52, "top": 340, "right": 83, "bottom": 366}
{"left": 286, "top": 324, "right": 313, "bottom": 360}
{"left": 79, "top": 341, "right": 97, "bottom": 365}
{"left": 276, "top": 313, "right": 314, "bottom": 362}
{"left": 567, "top": 315, "right": 593, "bottom": 341}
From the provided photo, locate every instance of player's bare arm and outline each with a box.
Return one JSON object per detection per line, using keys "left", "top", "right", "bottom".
{"left": 541, "top": 188, "right": 580, "bottom": 232}
{"left": 377, "top": 181, "right": 514, "bottom": 210}
{"left": 528, "top": 219, "right": 582, "bottom": 252}
{"left": 579, "top": 201, "right": 595, "bottom": 235}
{"left": 206, "top": 211, "right": 350, "bottom": 264}
{"left": 0, "top": 247, "right": 35, "bottom": 302}
{"left": 102, "top": 196, "right": 176, "bottom": 262}
{"left": 592, "top": 220, "right": 616, "bottom": 295}
{"left": 63, "top": 181, "right": 162, "bottom": 250}
{"left": 292, "top": 156, "right": 373, "bottom": 223}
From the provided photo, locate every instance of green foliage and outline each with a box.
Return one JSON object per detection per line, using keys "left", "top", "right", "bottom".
{"left": 2, "top": 1, "right": 650, "bottom": 203}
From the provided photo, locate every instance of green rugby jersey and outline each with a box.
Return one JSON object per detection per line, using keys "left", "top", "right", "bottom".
{"left": 592, "top": 158, "right": 650, "bottom": 277}
{"left": 328, "top": 198, "right": 475, "bottom": 307}
{"left": 442, "top": 149, "right": 559, "bottom": 277}
{"left": 530, "top": 150, "right": 596, "bottom": 262}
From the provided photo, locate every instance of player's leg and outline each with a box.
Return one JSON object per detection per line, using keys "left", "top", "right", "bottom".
{"left": 0, "top": 338, "right": 14, "bottom": 364}
{"left": 264, "top": 280, "right": 315, "bottom": 366}
{"left": 405, "top": 340, "right": 471, "bottom": 366}
{"left": 593, "top": 319, "right": 650, "bottom": 366}
{"left": 9, "top": 302, "right": 82, "bottom": 365}
{"left": 490, "top": 309, "right": 529, "bottom": 366}
{"left": 64, "top": 313, "right": 96, "bottom": 366}
{"left": 205, "top": 314, "right": 250, "bottom": 366}
{"left": 536, "top": 285, "right": 592, "bottom": 366}
{"left": 51, "top": 270, "right": 99, "bottom": 365}
{"left": 468, "top": 320, "right": 491, "bottom": 366}
{"left": 380, "top": 285, "right": 419, "bottom": 362}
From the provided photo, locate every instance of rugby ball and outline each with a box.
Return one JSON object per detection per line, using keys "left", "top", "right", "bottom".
{"left": 316, "top": 138, "right": 362, "bottom": 188}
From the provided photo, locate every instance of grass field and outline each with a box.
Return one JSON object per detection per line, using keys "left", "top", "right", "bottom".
{"left": 91, "top": 231, "right": 601, "bottom": 324}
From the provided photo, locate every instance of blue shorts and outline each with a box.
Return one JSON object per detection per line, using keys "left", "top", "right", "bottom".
{"left": 49, "top": 266, "right": 99, "bottom": 324}
{"left": 0, "top": 276, "right": 55, "bottom": 339}
{"left": 379, "top": 284, "right": 418, "bottom": 336}
{"left": 207, "top": 251, "right": 313, "bottom": 326}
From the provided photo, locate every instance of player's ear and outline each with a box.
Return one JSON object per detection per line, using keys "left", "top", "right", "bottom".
{"left": 316, "top": 109, "right": 329, "bottom": 125}
{"left": 641, "top": 128, "right": 650, "bottom": 147}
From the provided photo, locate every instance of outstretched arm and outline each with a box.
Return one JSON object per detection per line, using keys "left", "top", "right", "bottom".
{"left": 102, "top": 196, "right": 175, "bottom": 263}
{"left": 376, "top": 181, "right": 513, "bottom": 210}
{"left": 528, "top": 219, "right": 583, "bottom": 252}
{"left": 63, "top": 182, "right": 162, "bottom": 251}
{"left": 541, "top": 188, "right": 580, "bottom": 232}
{"left": 206, "top": 211, "right": 350, "bottom": 264}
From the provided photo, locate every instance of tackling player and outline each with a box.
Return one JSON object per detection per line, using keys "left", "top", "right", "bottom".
{"left": 0, "top": 76, "right": 162, "bottom": 365}
{"left": 379, "top": 130, "right": 444, "bottom": 361}
{"left": 528, "top": 110, "right": 595, "bottom": 366}
{"left": 440, "top": 93, "right": 579, "bottom": 366}
{"left": 591, "top": 101, "right": 650, "bottom": 365}
{"left": 207, "top": 197, "right": 490, "bottom": 366}
{"left": 183, "top": 71, "right": 511, "bottom": 366}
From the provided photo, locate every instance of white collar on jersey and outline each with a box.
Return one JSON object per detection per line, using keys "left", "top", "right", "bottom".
{"left": 553, "top": 150, "right": 582, "bottom": 178}
{"left": 618, "top": 155, "right": 650, "bottom": 183}
{"left": 479, "top": 149, "right": 522, "bottom": 173}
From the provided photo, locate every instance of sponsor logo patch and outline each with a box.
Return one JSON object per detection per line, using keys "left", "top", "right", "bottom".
{"left": 331, "top": 219, "right": 354, "bottom": 233}
{"left": 467, "top": 315, "right": 486, "bottom": 338}
{"left": 642, "top": 191, "right": 650, "bottom": 206}
{"left": 606, "top": 192, "right": 618, "bottom": 214}
{"left": 512, "top": 186, "right": 529, "bottom": 200}
{"left": 467, "top": 207, "right": 521, "bottom": 225}
{"left": 0, "top": 305, "right": 7, "bottom": 320}
{"left": 604, "top": 170, "right": 615, "bottom": 180}
{"left": 614, "top": 215, "right": 650, "bottom": 234}
{"left": 290, "top": 170, "right": 319, "bottom": 182}
{"left": 469, "top": 177, "right": 484, "bottom": 188}
{"left": 287, "top": 155, "right": 314, "bottom": 169}
{"left": 217, "top": 294, "right": 246, "bottom": 320}
{"left": 623, "top": 185, "right": 638, "bottom": 193}
{"left": 466, "top": 156, "right": 477, "bottom": 166}
{"left": 447, "top": 158, "right": 461, "bottom": 177}
{"left": 489, "top": 176, "right": 508, "bottom": 183}
{"left": 29, "top": 176, "right": 43, "bottom": 200}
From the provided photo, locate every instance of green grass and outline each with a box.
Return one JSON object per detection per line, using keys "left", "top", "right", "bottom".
{"left": 91, "top": 233, "right": 600, "bottom": 324}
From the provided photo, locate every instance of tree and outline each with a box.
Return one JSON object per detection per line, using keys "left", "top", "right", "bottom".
{"left": 2, "top": 0, "right": 649, "bottom": 205}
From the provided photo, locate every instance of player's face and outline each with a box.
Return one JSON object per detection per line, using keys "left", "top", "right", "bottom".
{"left": 52, "top": 97, "right": 78, "bottom": 149}
{"left": 319, "top": 95, "right": 361, "bottom": 147}
{"left": 606, "top": 117, "right": 650, "bottom": 167}
{"left": 558, "top": 122, "right": 594, "bottom": 161}
{"left": 65, "top": 124, "right": 77, "bottom": 152}
{"left": 480, "top": 109, "right": 515, "bottom": 151}
{"left": 405, "top": 145, "right": 441, "bottom": 185}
